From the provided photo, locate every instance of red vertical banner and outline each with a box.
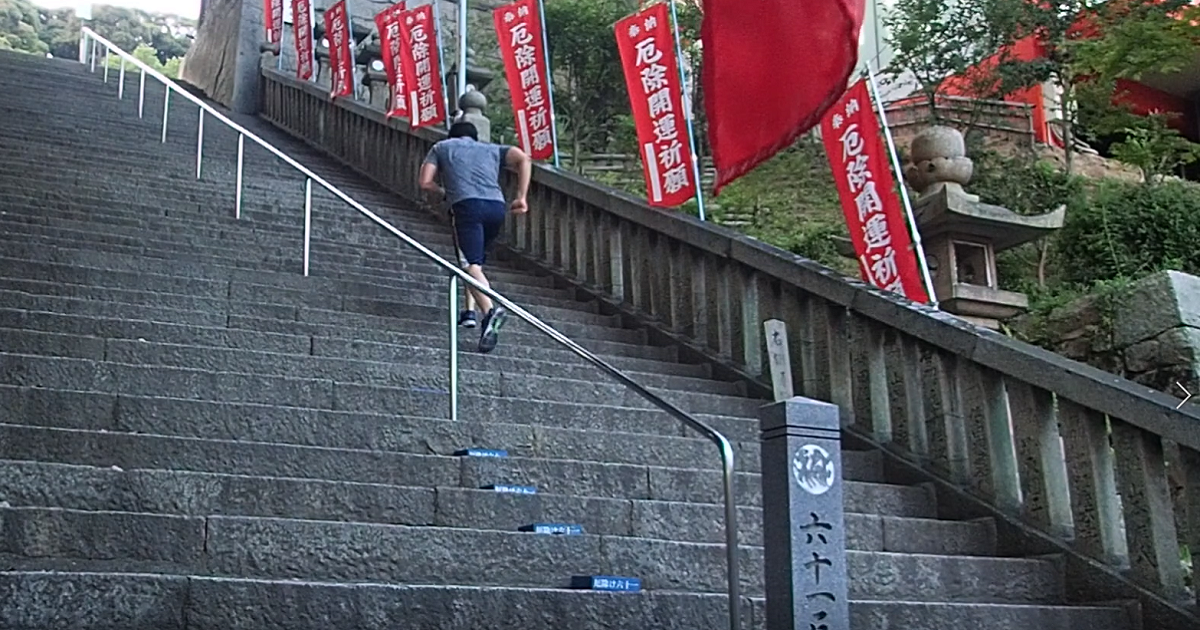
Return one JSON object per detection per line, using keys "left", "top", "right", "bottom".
{"left": 493, "top": 0, "right": 554, "bottom": 160}
{"left": 374, "top": 3, "right": 408, "bottom": 118}
{"left": 399, "top": 4, "right": 446, "bottom": 129}
{"left": 820, "top": 80, "right": 929, "bottom": 302}
{"left": 292, "top": 0, "right": 314, "bottom": 81}
{"left": 324, "top": 0, "right": 355, "bottom": 99}
{"left": 264, "top": 0, "right": 284, "bottom": 45}
{"left": 615, "top": 3, "right": 697, "bottom": 208}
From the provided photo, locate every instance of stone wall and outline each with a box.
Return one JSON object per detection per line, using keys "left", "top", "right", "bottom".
{"left": 1018, "top": 270, "right": 1200, "bottom": 395}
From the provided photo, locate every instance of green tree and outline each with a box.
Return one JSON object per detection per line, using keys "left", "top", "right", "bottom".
{"left": 38, "top": 7, "right": 81, "bottom": 59}
{"left": 883, "top": 0, "right": 996, "bottom": 123}
{"left": 0, "top": 0, "right": 48, "bottom": 55}
{"left": 543, "top": 0, "right": 636, "bottom": 169}
{"left": 978, "top": 0, "right": 1200, "bottom": 173}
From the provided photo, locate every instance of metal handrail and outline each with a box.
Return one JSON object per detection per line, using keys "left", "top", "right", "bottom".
{"left": 79, "top": 27, "right": 741, "bottom": 630}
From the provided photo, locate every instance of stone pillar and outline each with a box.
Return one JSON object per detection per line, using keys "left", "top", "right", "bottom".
{"left": 458, "top": 89, "right": 491, "bottom": 144}
{"left": 182, "top": 0, "right": 264, "bottom": 114}
{"left": 759, "top": 397, "right": 850, "bottom": 630}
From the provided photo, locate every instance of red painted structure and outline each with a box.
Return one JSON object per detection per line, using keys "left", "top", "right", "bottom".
{"left": 893, "top": 2, "right": 1200, "bottom": 145}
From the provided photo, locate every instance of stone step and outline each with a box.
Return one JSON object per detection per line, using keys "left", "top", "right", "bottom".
{"left": 0, "top": 253, "right": 578, "bottom": 307}
{"left": 0, "top": 327, "right": 734, "bottom": 397}
{"left": 0, "top": 570, "right": 1139, "bottom": 630}
{"left": 0, "top": 510, "right": 1066, "bottom": 601}
{"left": 1, "top": 386, "right": 763, "bottom": 474}
{"left": 0, "top": 237, "right": 576, "bottom": 305}
{"left": 0, "top": 352, "right": 761, "bottom": 439}
{"left": 0, "top": 202, "right": 467, "bottom": 261}
{"left": 0, "top": 278, "right": 623, "bottom": 338}
{"left": 0, "top": 264, "right": 603, "bottom": 323}
{"left": 0, "top": 336, "right": 755, "bottom": 438}
{"left": 0, "top": 237, "right": 563, "bottom": 296}
{"left": 0, "top": 311, "right": 696, "bottom": 376}
{"left": 0, "top": 422, "right": 895, "bottom": 510}
{"left": 0, "top": 462, "right": 984, "bottom": 550}
{"left": 0, "top": 183, "right": 458, "bottom": 247}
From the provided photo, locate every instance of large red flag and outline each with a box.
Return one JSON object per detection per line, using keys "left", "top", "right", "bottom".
{"left": 702, "top": 0, "right": 866, "bottom": 194}
{"left": 820, "top": 80, "right": 929, "bottom": 303}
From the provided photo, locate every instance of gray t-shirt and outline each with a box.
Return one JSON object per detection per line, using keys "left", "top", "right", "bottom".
{"left": 423, "top": 137, "right": 513, "bottom": 206}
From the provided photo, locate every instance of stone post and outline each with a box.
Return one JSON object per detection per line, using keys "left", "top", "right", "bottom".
{"left": 458, "top": 89, "right": 491, "bottom": 144}
{"left": 759, "top": 397, "right": 849, "bottom": 630}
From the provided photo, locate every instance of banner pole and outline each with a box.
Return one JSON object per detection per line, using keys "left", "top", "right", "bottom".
{"left": 667, "top": 0, "right": 705, "bottom": 222}
{"left": 433, "top": 3, "right": 454, "bottom": 130}
{"left": 458, "top": 0, "right": 469, "bottom": 102}
{"left": 865, "top": 62, "right": 937, "bottom": 308}
{"left": 537, "top": 0, "right": 562, "bottom": 168}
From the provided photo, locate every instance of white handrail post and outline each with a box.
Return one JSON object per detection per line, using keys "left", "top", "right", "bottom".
{"left": 118, "top": 59, "right": 126, "bottom": 99}
{"left": 138, "top": 69, "right": 146, "bottom": 118}
{"left": 303, "top": 178, "right": 313, "bottom": 276}
{"left": 89, "top": 38, "right": 97, "bottom": 73}
{"left": 78, "top": 33, "right": 87, "bottom": 64}
{"left": 161, "top": 89, "right": 170, "bottom": 143}
{"left": 235, "top": 134, "right": 245, "bottom": 219}
{"left": 448, "top": 275, "right": 459, "bottom": 422}
{"left": 103, "top": 47, "right": 110, "bottom": 83}
{"left": 196, "top": 108, "right": 205, "bottom": 180}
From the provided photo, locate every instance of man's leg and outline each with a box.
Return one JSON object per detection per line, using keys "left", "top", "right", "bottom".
{"left": 451, "top": 208, "right": 479, "bottom": 328}
{"left": 475, "top": 202, "right": 510, "bottom": 354}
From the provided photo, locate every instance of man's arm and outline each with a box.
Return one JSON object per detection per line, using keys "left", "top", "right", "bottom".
{"left": 504, "top": 147, "right": 532, "bottom": 214}
{"left": 419, "top": 146, "right": 445, "bottom": 200}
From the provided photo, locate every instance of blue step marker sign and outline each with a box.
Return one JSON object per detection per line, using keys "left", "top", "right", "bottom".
{"left": 570, "top": 575, "right": 641, "bottom": 592}
{"left": 454, "top": 448, "right": 509, "bottom": 458}
{"left": 519, "top": 523, "right": 584, "bottom": 536}
{"left": 483, "top": 484, "right": 537, "bottom": 495}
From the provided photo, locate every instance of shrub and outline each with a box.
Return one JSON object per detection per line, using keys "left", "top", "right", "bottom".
{"left": 1056, "top": 179, "right": 1200, "bottom": 286}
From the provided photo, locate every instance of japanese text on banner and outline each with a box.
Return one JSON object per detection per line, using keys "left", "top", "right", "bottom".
{"left": 374, "top": 3, "right": 408, "bottom": 118}
{"left": 324, "top": 0, "right": 355, "bottom": 99}
{"left": 615, "top": 3, "right": 696, "bottom": 209}
{"left": 819, "top": 80, "right": 929, "bottom": 303}
{"left": 291, "top": 0, "right": 314, "bottom": 81}
{"left": 493, "top": 0, "right": 554, "bottom": 160}
{"left": 399, "top": 4, "right": 446, "bottom": 129}
{"left": 264, "top": 0, "right": 284, "bottom": 45}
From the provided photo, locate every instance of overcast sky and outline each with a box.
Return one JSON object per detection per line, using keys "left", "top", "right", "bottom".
{"left": 33, "top": 1, "right": 201, "bottom": 19}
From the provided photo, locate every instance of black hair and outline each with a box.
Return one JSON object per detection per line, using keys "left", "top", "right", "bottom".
{"left": 448, "top": 121, "right": 479, "bottom": 141}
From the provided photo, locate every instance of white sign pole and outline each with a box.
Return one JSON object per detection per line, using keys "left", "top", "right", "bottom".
{"left": 865, "top": 62, "right": 938, "bottom": 308}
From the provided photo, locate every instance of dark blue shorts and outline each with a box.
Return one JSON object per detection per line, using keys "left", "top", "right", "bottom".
{"left": 451, "top": 198, "right": 507, "bottom": 267}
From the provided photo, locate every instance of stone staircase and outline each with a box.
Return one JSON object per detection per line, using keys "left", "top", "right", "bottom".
{"left": 0, "top": 50, "right": 1138, "bottom": 629}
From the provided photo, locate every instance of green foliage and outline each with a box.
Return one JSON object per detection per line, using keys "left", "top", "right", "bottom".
{"left": 1057, "top": 179, "right": 1200, "bottom": 286}
{"left": 105, "top": 43, "right": 183, "bottom": 79}
{"left": 542, "top": 0, "right": 635, "bottom": 164}
{"left": 705, "top": 137, "right": 850, "bottom": 268}
{"left": 0, "top": 0, "right": 48, "bottom": 55}
{"left": 89, "top": 5, "right": 193, "bottom": 65}
{"left": 0, "top": 0, "right": 190, "bottom": 68}
{"left": 1108, "top": 113, "right": 1200, "bottom": 183}
{"left": 882, "top": 0, "right": 995, "bottom": 121}
{"left": 971, "top": 150, "right": 1082, "bottom": 217}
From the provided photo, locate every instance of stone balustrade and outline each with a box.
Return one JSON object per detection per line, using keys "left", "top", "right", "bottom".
{"left": 258, "top": 68, "right": 1200, "bottom": 625}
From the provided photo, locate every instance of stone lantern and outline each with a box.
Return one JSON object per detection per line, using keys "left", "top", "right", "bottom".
{"left": 904, "top": 126, "right": 1065, "bottom": 329}
{"left": 830, "top": 126, "right": 1065, "bottom": 329}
